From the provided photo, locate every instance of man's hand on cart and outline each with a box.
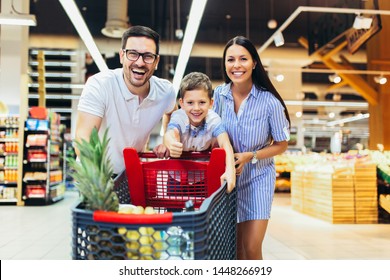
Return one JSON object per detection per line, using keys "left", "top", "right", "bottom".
{"left": 153, "top": 144, "right": 170, "bottom": 158}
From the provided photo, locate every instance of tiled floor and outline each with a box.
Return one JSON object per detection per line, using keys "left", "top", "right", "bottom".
{"left": 1, "top": 191, "right": 389, "bottom": 260}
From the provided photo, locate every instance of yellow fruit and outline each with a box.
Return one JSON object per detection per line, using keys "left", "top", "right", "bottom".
{"left": 139, "top": 235, "right": 150, "bottom": 245}
{"left": 118, "top": 205, "right": 135, "bottom": 214}
{"left": 144, "top": 206, "right": 155, "bottom": 214}
{"left": 118, "top": 227, "right": 127, "bottom": 235}
{"left": 126, "top": 230, "right": 140, "bottom": 240}
{"left": 133, "top": 206, "right": 144, "bottom": 214}
{"left": 139, "top": 227, "right": 148, "bottom": 236}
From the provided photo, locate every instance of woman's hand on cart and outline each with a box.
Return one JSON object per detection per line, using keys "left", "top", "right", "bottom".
{"left": 220, "top": 169, "right": 236, "bottom": 194}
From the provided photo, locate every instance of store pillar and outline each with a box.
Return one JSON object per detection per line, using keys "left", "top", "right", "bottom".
{"left": 0, "top": 0, "right": 30, "bottom": 116}
{"left": 366, "top": 0, "right": 390, "bottom": 150}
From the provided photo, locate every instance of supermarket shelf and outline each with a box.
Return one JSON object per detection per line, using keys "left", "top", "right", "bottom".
{"left": 0, "top": 198, "right": 18, "bottom": 203}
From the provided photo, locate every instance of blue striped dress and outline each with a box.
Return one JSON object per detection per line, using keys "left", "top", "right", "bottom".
{"left": 213, "top": 83, "right": 290, "bottom": 222}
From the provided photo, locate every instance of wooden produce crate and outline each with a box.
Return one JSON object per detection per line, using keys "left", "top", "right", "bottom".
{"left": 354, "top": 161, "right": 378, "bottom": 224}
{"left": 290, "top": 161, "right": 378, "bottom": 224}
{"left": 291, "top": 167, "right": 356, "bottom": 223}
{"left": 290, "top": 170, "right": 304, "bottom": 212}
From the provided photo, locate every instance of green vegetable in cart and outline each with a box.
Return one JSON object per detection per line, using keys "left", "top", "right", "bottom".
{"left": 68, "top": 127, "right": 119, "bottom": 211}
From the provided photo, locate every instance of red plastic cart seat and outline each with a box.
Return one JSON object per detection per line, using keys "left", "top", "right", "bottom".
{"left": 123, "top": 148, "right": 226, "bottom": 209}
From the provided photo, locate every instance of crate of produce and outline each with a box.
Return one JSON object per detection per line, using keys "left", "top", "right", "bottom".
{"left": 72, "top": 148, "right": 237, "bottom": 260}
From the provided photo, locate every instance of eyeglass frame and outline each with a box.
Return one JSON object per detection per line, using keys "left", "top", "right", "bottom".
{"left": 122, "top": 49, "right": 159, "bottom": 64}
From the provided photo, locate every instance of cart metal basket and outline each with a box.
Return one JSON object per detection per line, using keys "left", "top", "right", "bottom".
{"left": 71, "top": 148, "right": 237, "bottom": 260}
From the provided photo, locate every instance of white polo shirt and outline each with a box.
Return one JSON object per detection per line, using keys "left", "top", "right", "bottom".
{"left": 78, "top": 68, "right": 176, "bottom": 174}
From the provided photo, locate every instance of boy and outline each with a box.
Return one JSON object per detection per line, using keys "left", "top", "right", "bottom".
{"left": 164, "top": 72, "right": 236, "bottom": 193}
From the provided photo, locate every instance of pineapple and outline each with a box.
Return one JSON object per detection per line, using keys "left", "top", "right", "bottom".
{"left": 69, "top": 128, "right": 123, "bottom": 259}
{"left": 68, "top": 127, "right": 119, "bottom": 211}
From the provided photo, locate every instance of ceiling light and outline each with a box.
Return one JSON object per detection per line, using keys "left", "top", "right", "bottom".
{"left": 296, "top": 92, "right": 305, "bottom": 100}
{"left": 329, "top": 73, "right": 341, "bottom": 83}
{"left": 175, "top": 29, "right": 184, "bottom": 40}
{"left": 101, "top": 0, "right": 129, "bottom": 38}
{"left": 353, "top": 15, "right": 373, "bottom": 29}
{"left": 374, "top": 75, "right": 387, "bottom": 85}
{"left": 274, "top": 74, "right": 284, "bottom": 82}
{"left": 267, "top": 0, "right": 277, "bottom": 29}
{"left": 273, "top": 31, "right": 284, "bottom": 47}
{"left": 175, "top": 0, "right": 183, "bottom": 39}
{"left": 328, "top": 112, "right": 335, "bottom": 119}
{"left": 267, "top": 19, "right": 277, "bottom": 29}
{"left": 171, "top": 0, "right": 208, "bottom": 94}
{"left": 332, "top": 93, "right": 341, "bottom": 101}
{"left": 295, "top": 111, "right": 302, "bottom": 118}
{"left": 0, "top": 13, "right": 36, "bottom": 26}
{"left": 59, "top": 0, "right": 108, "bottom": 72}
{"left": 0, "top": 2, "right": 37, "bottom": 27}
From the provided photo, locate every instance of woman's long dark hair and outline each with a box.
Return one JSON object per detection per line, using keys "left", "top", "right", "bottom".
{"left": 222, "top": 36, "right": 291, "bottom": 126}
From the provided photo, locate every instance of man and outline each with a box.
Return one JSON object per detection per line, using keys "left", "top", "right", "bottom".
{"left": 75, "top": 25, "right": 176, "bottom": 175}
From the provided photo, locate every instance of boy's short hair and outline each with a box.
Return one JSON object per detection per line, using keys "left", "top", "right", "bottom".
{"left": 179, "top": 72, "right": 213, "bottom": 99}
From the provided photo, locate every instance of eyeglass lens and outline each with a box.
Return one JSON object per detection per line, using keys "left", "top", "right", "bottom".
{"left": 125, "top": 50, "right": 156, "bottom": 64}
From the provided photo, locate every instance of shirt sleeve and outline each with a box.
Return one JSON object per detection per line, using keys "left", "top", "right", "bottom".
{"left": 207, "top": 110, "right": 225, "bottom": 138}
{"left": 212, "top": 85, "right": 222, "bottom": 117}
{"left": 268, "top": 96, "right": 290, "bottom": 142}
{"left": 78, "top": 75, "right": 106, "bottom": 118}
{"left": 167, "top": 109, "right": 188, "bottom": 136}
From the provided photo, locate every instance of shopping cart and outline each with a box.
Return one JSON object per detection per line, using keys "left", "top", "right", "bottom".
{"left": 71, "top": 148, "right": 237, "bottom": 260}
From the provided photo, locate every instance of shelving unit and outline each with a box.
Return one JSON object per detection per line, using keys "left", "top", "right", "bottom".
{"left": 0, "top": 115, "right": 20, "bottom": 205}
{"left": 22, "top": 112, "right": 65, "bottom": 205}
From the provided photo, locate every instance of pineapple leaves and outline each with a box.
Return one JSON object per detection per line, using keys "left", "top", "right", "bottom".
{"left": 68, "top": 127, "right": 119, "bottom": 211}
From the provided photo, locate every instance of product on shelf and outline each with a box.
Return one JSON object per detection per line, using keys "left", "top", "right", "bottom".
{"left": 0, "top": 115, "right": 19, "bottom": 204}
{"left": 22, "top": 112, "right": 65, "bottom": 205}
{"left": 26, "top": 134, "right": 48, "bottom": 146}
{"left": 23, "top": 172, "right": 47, "bottom": 181}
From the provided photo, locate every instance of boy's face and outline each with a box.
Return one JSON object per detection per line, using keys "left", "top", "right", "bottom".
{"left": 179, "top": 89, "right": 213, "bottom": 127}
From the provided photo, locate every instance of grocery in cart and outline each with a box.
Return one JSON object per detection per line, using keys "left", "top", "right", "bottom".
{"left": 72, "top": 148, "right": 237, "bottom": 260}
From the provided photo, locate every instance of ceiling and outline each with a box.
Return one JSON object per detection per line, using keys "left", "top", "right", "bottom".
{"left": 24, "top": 0, "right": 379, "bottom": 138}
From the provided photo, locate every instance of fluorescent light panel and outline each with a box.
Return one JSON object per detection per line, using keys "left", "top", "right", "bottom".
{"left": 0, "top": 13, "right": 36, "bottom": 26}
{"left": 172, "top": 0, "right": 208, "bottom": 94}
{"left": 28, "top": 83, "right": 84, "bottom": 89}
{"left": 30, "top": 50, "right": 77, "bottom": 56}
{"left": 59, "top": 0, "right": 108, "bottom": 72}
{"left": 29, "top": 72, "right": 77, "bottom": 78}
{"left": 285, "top": 100, "right": 368, "bottom": 108}
{"left": 28, "top": 94, "right": 81, "bottom": 100}
{"left": 353, "top": 15, "right": 373, "bottom": 29}
{"left": 327, "top": 113, "right": 370, "bottom": 126}
{"left": 29, "top": 61, "right": 77, "bottom": 67}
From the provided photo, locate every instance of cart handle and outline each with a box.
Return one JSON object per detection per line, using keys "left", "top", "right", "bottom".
{"left": 93, "top": 211, "right": 173, "bottom": 224}
{"left": 139, "top": 150, "right": 212, "bottom": 159}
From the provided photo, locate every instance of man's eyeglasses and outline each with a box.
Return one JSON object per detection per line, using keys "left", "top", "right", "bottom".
{"left": 123, "top": 49, "right": 158, "bottom": 64}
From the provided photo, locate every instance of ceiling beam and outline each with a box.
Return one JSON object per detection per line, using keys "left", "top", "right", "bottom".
{"left": 299, "top": 37, "right": 378, "bottom": 106}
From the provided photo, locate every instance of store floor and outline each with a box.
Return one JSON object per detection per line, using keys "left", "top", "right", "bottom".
{"left": 1, "top": 191, "right": 389, "bottom": 260}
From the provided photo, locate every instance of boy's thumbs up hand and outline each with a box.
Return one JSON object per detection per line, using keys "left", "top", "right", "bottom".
{"left": 163, "top": 128, "right": 183, "bottom": 158}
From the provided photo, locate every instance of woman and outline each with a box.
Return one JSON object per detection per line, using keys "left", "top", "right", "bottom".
{"left": 213, "top": 36, "right": 291, "bottom": 260}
